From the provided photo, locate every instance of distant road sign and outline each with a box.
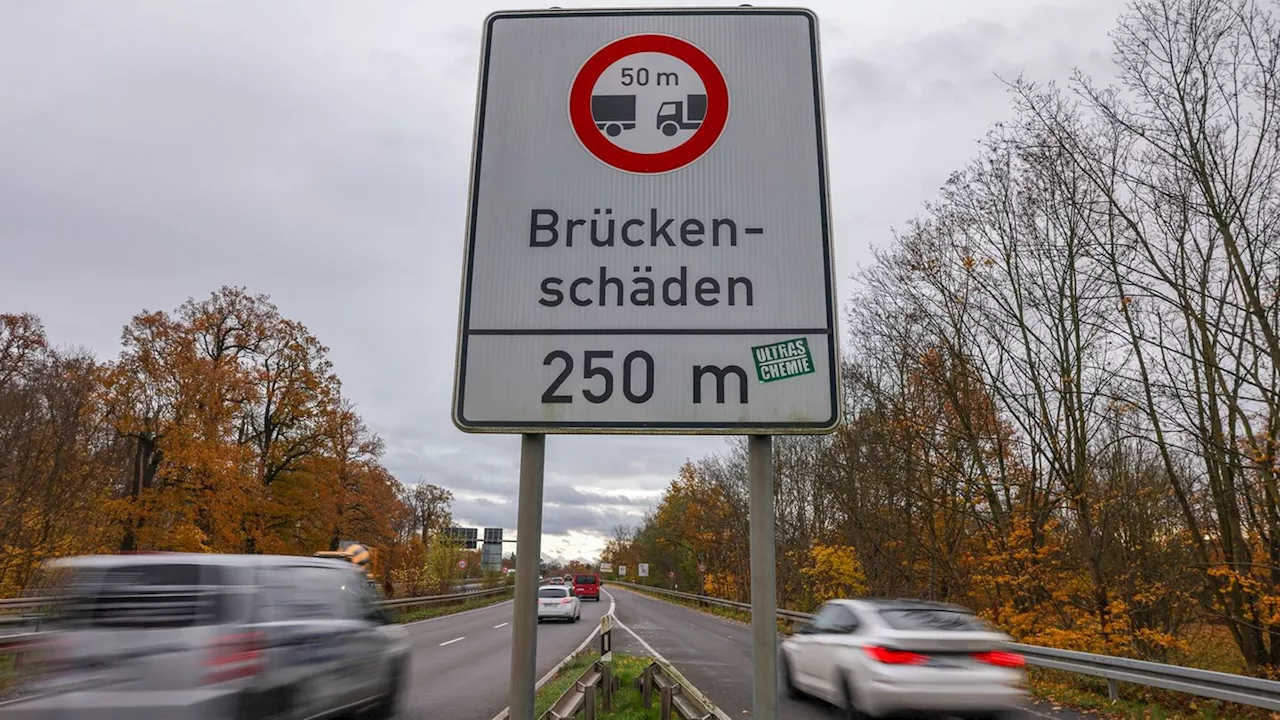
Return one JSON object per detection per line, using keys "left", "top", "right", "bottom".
{"left": 638, "top": 563, "right": 650, "bottom": 578}
{"left": 698, "top": 563, "right": 706, "bottom": 573}
{"left": 619, "top": 565, "right": 627, "bottom": 577}
{"left": 668, "top": 571, "right": 675, "bottom": 579}
{"left": 453, "top": 7, "right": 838, "bottom": 434}
{"left": 458, "top": 559, "right": 468, "bottom": 570}
{"left": 600, "top": 561, "right": 614, "bottom": 573}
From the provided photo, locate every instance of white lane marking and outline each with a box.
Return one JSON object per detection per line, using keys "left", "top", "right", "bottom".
{"left": 439, "top": 636, "right": 465, "bottom": 647}
{"left": 488, "top": 593, "right": 615, "bottom": 720}
{"left": 494, "top": 622, "right": 509, "bottom": 629}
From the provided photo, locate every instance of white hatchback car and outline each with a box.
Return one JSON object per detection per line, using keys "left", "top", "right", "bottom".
{"left": 780, "top": 599, "right": 1026, "bottom": 719}
{"left": 535, "top": 586, "right": 580, "bottom": 623}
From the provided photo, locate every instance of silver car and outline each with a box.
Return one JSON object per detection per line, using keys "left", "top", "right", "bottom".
{"left": 2, "top": 553, "right": 410, "bottom": 720}
{"left": 535, "top": 586, "right": 580, "bottom": 623}
{"left": 779, "top": 598, "right": 1026, "bottom": 719}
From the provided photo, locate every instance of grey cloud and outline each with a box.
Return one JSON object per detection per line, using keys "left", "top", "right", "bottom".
{"left": 0, "top": 0, "right": 1128, "bottom": 559}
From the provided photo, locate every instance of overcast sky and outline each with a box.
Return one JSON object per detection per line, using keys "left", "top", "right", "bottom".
{"left": 0, "top": 0, "right": 1125, "bottom": 563}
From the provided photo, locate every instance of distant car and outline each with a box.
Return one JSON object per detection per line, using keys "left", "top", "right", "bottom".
{"left": 563, "top": 575, "right": 573, "bottom": 584}
{"left": 779, "top": 598, "right": 1026, "bottom": 719}
{"left": 536, "top": 586, "right": 580, "bottom": 623}
{"left": 548, "top": 577, "right": 564, "bottom": 585}
{"left": 572, "top": 573, "right": 601, "bottom": 601}
{"left": 9, "top": 553, "right": 410, "bottom": 720}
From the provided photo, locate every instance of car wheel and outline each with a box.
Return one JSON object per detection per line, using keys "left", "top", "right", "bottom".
{"left": 363, "top": 657, "right": 406, "bottom": 719}
{"left": 841, "top": 674, "right": 870, "bottom": 719}
{"left": 780, "top": 653, "right": 801, "bottom": 700}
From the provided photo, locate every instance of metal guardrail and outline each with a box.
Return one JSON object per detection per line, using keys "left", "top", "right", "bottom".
{"left": 635, "top": 659, "right": 717, "bottom": 720}
{"left": 612, "top": 581, "right": 1280, "bottom": 711}
{"left": 379, "top": 585, "right": 511, "bottom": 611}
{"left": 538, "top": 658, "right": 617, "bottom": 720}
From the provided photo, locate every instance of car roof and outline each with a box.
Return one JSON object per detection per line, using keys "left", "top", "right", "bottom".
{"left": 49, "top": 553, "right": 360, "bottom": 571}
{"left": 827, "top": 598, "right": 974, "bottom": 614}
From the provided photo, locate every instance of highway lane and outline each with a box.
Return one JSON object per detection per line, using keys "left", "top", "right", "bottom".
{"left": 609, "top": 586, "right": 1094, "bottom": 720}
{"left": 397, "top": 593, "right": 610, "bottom": 720}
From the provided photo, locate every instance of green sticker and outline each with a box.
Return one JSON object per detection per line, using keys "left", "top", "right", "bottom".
{"left": 752, "top": 338, "right": 815, "bottom": 383}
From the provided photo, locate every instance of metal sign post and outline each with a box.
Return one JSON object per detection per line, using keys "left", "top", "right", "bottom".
{"left": 509, "top": 434, "right": 545, "bottom": 720}
{"left": 454, "top": 9, "right": 837, "bottom": 720}
{"left": 748, "top": 435, "right": 777, "bottom": 720}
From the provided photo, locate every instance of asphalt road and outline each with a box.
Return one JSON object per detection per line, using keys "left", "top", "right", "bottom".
{"left": 608, "top": 586, "right": 1095, "bottom": 720}
{"left": 397, "top": 593, "right": 610, "bottom": 720}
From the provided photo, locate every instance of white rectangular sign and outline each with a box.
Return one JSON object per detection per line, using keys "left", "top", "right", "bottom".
{"left": 600, "top": 561, "right": 613, "bottom": 573}
{"left": 638, "top": 563, "right": 650, "bottom": 578}
{"left": 619, "top": 565, "right": 627, "bottom": 577}
{"left": 453, "top": 8, "right": 839, "bottom": 433}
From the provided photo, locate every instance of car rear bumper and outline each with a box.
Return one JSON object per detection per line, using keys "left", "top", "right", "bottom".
{"left": 537, "top": 605, "right": 576, "bottom": 619}
{"left": 0, "top": 689, "right": 240, "bottom": 720}
{"left": 861, "top": 679, "right": 1025, "bottom": 717}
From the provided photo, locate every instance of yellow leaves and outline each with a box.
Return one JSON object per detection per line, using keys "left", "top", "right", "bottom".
{"left": 800, "top": 543, "right": 868, "bottom": 606}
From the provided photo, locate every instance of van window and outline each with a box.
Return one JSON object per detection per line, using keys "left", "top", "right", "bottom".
{"left": 255, "top": 566, "right": 349, "bottom": 621}
{"left": 59, "top": 563, "right": 230, "bottom": 628}
{"left": 574, "top": 575, "right": 597, "bottom": 585}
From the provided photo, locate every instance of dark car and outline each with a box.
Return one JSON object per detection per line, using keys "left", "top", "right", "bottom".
{"left": 572, "top": 573, "right": 601, "bottom": 601}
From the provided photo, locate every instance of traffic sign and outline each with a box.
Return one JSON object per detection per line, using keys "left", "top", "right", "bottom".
{"left": 453, "top": 7, "right": 839, "bottom": 434}
{"left": 458, "top": 559, "right": 468, "bottom": 570}
{"left": 569, "top": 34, "right": 729, "bottom": 174}
{"left": 638, "top": 563, "right": 650, "bottom": 578}
{"left": 668, "top": 570, "right": 675, "bottom": 579}
{"left": 698, "top": 563, "right": 706, "bottom": 573}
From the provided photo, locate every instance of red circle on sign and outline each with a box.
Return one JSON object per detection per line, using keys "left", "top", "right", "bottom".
{"left": 569, "top": 34, "right": 729, "bottom": 174}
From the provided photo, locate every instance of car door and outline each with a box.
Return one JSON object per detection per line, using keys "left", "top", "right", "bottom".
{"left": 788, "top": 604, "right": 842, "bottom": 692}
{"left": 807, "top": 605, "right": 862, "bottom": 703}
{"left": 789, "top": 603, "right": 860, "bottom": 702}
{"left": 256, "top": 565, "right": 358, "bottom": 718}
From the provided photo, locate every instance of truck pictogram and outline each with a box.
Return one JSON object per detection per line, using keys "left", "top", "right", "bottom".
{"left": 591, "top": 94, "right": 637, "bottom": 137}
{"left": 656, "top": 94, "right": 707, "bottom": 136}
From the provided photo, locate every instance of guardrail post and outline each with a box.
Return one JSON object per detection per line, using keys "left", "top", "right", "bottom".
{"left": 1107, "top": 678, "right": 1119, "bottom": 703}
{"left": 584, "top": 682, "right": 597, "bottom": 720}
{"left": 660, "top": 684, "right": 673, "bottom": 719}
{"left": 602, "top": 663, "right": 613, "bottom": 712}
{"left": 642, "top": 665, "right": 654, "bottom": 708}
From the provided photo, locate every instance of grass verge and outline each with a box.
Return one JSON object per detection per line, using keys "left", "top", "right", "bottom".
{"left": 395, "top": 588, "right": 512, "bottom": 623}
{"left": 533, "top": 651, "right": 660, "bottom": 719}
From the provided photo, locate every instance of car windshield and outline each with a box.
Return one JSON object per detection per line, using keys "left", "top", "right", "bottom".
{"left": 575, "top": 575, "right": 595, "bottom": 584}
{"left": 877, "top": 607, "right": 989, "bottom": 632}
{"left": 538, "top": 587, "right": 567, "bottom": 598}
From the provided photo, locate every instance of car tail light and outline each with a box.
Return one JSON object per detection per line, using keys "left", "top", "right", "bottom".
{"left": 972, "top": 650, "right": 1026, "bottom": 668}
{"left": 204, "top": 631, "right": 264, "bottom": 684}
{"left": 862, "top": 645, "right": 928, "bottom": 665}
{"left": 560, "top": 597, "right": 574, "bottom": 604}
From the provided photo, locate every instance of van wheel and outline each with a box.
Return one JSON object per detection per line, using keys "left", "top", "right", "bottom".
{"left": 364, "top": 657, "right": 405, "bottom": 719}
